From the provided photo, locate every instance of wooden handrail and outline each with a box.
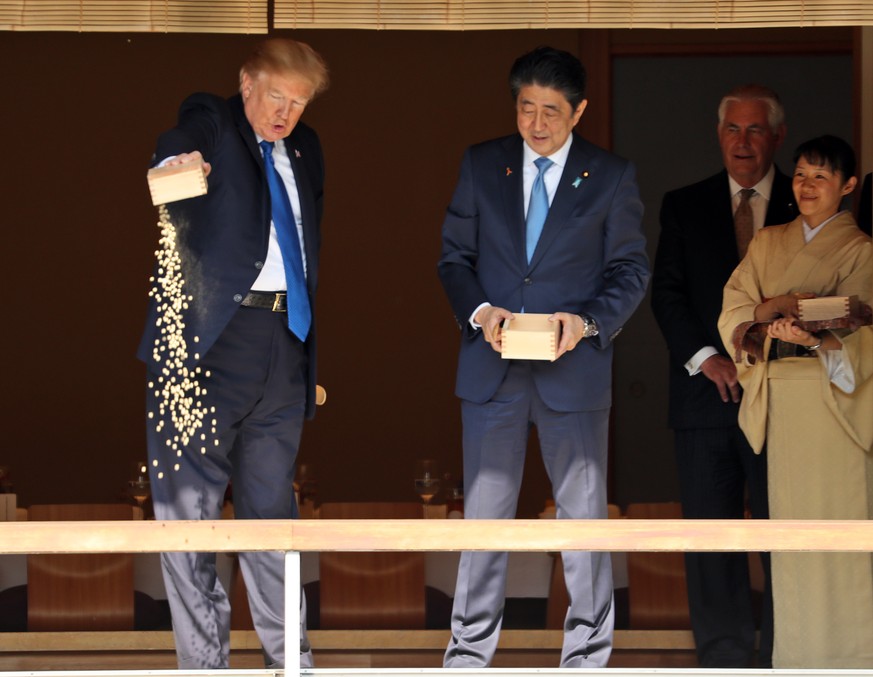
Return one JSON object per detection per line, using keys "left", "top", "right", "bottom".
{"left": 3, "top": 518, "right": 872, "bottom": 676}
{"left": 2, "top": 518, "right": 873, "bottom": 555}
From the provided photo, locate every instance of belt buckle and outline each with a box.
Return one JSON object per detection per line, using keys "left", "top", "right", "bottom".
{"left": 272, "top": 293, "right": 286, "bottom": 312}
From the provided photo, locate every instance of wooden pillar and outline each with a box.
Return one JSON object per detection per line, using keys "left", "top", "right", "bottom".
{"left": 577, "top": 29, "right": 613, "bottom": 150}
{"left": 575, "top": 29, "right": 617, "bottom": 502}
{"left": 855, "top": 27, "right": 873, "bottom": 179}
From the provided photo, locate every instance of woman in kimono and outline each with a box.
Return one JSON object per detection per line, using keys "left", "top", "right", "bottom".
{"left": 719, "top": 135, "right": 873, "bottom": 668}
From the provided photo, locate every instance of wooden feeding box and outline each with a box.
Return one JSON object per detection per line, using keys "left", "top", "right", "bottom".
{"left": 798, "top": 295, "right": 858, "bottom": 322}
{"left": 147, "top": 159, "right": 208, "bottom": 206}
{"left": 501, "top": 313, "right": 559, "bottom": 361}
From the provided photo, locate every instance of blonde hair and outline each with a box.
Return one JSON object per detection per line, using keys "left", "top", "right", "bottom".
{"left": 239, "top": 38, "right": 329, "bottom": 98}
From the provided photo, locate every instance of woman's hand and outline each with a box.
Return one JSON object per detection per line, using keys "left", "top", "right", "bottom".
{"left": 766, "top": 318, "right": 818, "bottom": 347}
{"left": 754, "top": 292, "right": 816, "bottom": 321}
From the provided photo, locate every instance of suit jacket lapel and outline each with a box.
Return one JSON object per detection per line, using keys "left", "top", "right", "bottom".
{"left": 230, "top": 94, "right": 272, "bottom": 240}
{"left": 711, "top": 170, "right": 742, "bottom": 262}
{"left": 498, "top": 135, "right": 527, "bottom": 270}
{"left": 527, "top": 133, "right": 591, "bottom": 270}
{"left": 230, "top": 94, "right": 264, "bottom": 171}
{"left": 766, "top": 167, "right": 798, "bottom": 225}
{"left": 285, "top": 132, "right": 318, "bottom": 294}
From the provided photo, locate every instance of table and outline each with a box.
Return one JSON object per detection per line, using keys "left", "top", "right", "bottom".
{"left": 1, "top": 550, "right": 626, "bottom": 600}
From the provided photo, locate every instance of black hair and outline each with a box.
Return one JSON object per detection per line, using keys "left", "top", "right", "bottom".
{"left": 509, "top": 46, "right": 587, "bottom": 110}
{"left": 793, "top": 135, "right": 857, "bottom": 182}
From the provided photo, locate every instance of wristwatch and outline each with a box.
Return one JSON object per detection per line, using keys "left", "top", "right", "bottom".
{"left": 580, "top": 315, "right": 599, "bottom": 338}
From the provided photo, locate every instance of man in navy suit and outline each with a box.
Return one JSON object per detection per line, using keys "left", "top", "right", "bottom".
{"left": 138, "top": 38, "right": 328, "bottom": 670}
{"left": 438, "top": 46, "right": 649, "bottom": 668}
{"left": 651, "top": 84, "right": 798, "bottom": 668}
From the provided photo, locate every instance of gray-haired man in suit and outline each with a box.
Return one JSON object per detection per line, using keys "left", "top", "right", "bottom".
{"left": 652, "top": 84, "right": 798, "bottom": 668}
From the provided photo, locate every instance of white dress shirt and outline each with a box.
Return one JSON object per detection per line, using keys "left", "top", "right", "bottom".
{"left": 251, "top": 135, "right": 308, "bottom": 291}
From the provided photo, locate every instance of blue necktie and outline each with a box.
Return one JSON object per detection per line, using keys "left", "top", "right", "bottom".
{"left": 260, "top": 140, "right": 311, "bottom": 341}
{"left": 526, "top": 156, "right": 554, "bottom": 263}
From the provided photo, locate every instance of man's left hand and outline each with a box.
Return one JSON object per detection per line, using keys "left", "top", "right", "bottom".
{"left": 551, "top": 312, "right": 586, "bottom": 359}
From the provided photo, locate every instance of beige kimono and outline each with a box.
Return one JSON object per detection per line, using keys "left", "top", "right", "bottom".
{"left": 719, "top": 212, "right": 873, "bottom": 668}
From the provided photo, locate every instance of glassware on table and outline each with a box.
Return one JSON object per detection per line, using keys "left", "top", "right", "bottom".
{"left": 128, "top": 460, "right": 151, "bottom": 510}
{"left": 447, "top": 481, "right": 464, "bottom": 519}
{"left": 414, "top": 459, "right": 441, "bottom": 517}
{"left": 294, "top": 462, "right": 318, "bottom": 517}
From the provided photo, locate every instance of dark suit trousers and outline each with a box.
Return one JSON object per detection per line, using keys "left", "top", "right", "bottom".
{"left": 146, "top": 306, "right": 311, "bottom": 669}
{"left": 445, "top": 361, "right": 614, "bottom": 668}
{"left": 675, "top": 426, "right": 772, "bottom": 667}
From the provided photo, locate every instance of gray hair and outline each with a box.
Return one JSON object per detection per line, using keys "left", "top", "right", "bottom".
{"left": 718, "top": 84, "right": 785, "bottom": 130}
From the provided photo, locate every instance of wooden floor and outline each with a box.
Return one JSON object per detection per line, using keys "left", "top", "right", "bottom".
{"left": 0, "top": 629, "right": 698, "bottom": 671}
{"left": 4, "top": 630, "right": 873, "bottom": 676}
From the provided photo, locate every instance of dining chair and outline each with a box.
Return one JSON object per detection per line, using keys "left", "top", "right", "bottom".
{"left": 229, "top": 554, "right": 255, "bottom": 630}
{"left": 545, "top": 503, "right": 622, "bottom": 629}
{"left": 624, "top": 501, "right": 691, "bottom": 629}
{"left": 317, "top": 501, "right": 426, "bottom": 629}
{"left": 27, "top": 503, "right": 141, "bottom": 631}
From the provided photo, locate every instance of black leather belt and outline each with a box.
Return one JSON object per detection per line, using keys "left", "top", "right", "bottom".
{"left": 241, "top": 291, "right": 287, "bottom": 312}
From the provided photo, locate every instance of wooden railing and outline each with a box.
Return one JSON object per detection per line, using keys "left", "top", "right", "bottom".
{"left": 3, "top": 518, "right": 873, "bottom": 676}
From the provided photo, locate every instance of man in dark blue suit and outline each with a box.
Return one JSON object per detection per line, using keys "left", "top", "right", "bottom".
{"left": 652, "top": 84, "right": 798, "bottom": 668}
{"left": 138, "top": 38, "right": 328, "bottom": 669}
{"left": 438, "top": 46, "right": 649, "bottom": 668}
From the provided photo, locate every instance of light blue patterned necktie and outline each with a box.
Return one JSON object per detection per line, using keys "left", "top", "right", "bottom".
{"left": 260, "top": 140, "right": 311, "bottom": 341}
{"left": 526, "top": 156, "right": 554, "bottom": 263}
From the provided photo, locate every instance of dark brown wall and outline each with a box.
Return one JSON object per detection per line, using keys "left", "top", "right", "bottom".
{"left": 4, "top": 28, "right": 852, "bottom": 516}
{"left": 1, "top": 29, "right": 587, "bottom": 516}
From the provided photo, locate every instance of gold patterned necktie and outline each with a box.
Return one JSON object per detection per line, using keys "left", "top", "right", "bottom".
{"left": 734, "top": 188, "right": 755, "bottom": 258}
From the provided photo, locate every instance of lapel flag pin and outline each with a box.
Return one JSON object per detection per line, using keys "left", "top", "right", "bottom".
{"left": 506, "top": 167, "right": 512, "bottom": 176}
{"left": 573, "top": 170, "right": 590, "bottom": 188}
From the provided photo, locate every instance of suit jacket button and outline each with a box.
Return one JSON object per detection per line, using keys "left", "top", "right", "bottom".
{"left": 233, "top": 294, "right": 243, "bottom": 303}
{"left": 254, "top": 260, "right": 264, "bottom": 270}
{"left": 524, "top": 277, "right": 532, "bottom": 285}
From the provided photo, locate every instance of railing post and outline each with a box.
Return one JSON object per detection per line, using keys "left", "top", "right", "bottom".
{"left": 284, "top": 549, "right": 301, "bottom": 677}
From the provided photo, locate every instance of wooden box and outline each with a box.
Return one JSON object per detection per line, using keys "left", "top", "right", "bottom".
{"left": 798, "top": 295, "right": 858, "bottom": 322}
{"left": 501, "top": 313, "right": 559, "bottom": 361}
{"left": 147, "top": 159, "right": 208, "bottom": 206}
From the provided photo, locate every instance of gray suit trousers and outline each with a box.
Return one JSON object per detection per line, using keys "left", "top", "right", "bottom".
{"left": 444, "top": 361, "right": 614, "bottom": 668}
{"left": 147, "top": 306, "right": 312, "bottom": 669}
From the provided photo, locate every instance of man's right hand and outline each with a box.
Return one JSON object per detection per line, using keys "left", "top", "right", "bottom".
{"left": 163, "top": 150, "right": 212, "bottom": 177}
{"left": 475, "top": 305, "right": 514, "bottom": 353}
{"left": 700, "top": 354, "right": 741, "bottom": 403}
